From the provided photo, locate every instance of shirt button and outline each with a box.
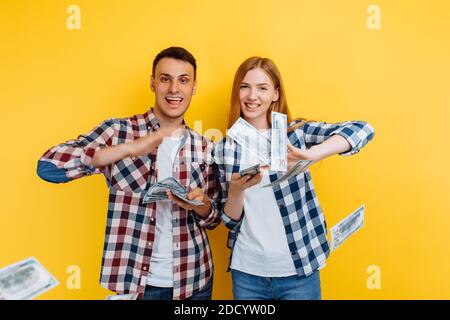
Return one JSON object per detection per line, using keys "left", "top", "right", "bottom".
{"left": 143, "top": 266, "right": 148, "bottom": 271}
{"left": 148, "top": 242, "right": 152, "bottom": 247}
{"left": 131, "top": 156, "right": 136, "bottom": 161}
{"left": 150, "top": 217, "right": 155, "bottom": 222}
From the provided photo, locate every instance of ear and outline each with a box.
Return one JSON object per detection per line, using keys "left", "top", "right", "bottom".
{"left": 150, "top": 76, "right": 155, "bottom": 92}
{"left": 273, "top": 87, "right": 280, "bottom": 102}
{"left": 192, "top": 79, "right": 197, "bottom": 95}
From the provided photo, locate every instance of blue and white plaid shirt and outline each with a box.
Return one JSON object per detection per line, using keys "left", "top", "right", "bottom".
{"left": 213, "top": 119, "right": 375, "bottom": 277}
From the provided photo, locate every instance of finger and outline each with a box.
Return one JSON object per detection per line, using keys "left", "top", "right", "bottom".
{"left": 244, "top": 173, "right": 262, "bottom": 187}
{"left": 252, "top": 173, "right": 263, "bottom": 184}
{"left": 170, "top": 194, "right": 193, "bottom": 210}
{"left": 192, "top": 188, "right": 205, "bottom": 201}
{"left": 288, "top": 143, "right": 300, "bottom": 151}
{"left": 231, "top": 173, "right": 241, "bottom": 181}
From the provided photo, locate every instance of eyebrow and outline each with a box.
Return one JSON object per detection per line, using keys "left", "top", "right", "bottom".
{"left": 241, "top": 82, "right": 270, "bottom": 86}
{"left": 159, "top": 73, "right": 191, "bottom": 78}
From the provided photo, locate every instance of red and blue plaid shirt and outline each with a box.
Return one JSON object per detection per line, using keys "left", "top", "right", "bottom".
{"left": 37, "top": 108, "right": 220, "bottom": 300}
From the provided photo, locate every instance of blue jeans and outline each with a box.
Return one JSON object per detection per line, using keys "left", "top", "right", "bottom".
{"left": 231, "top": 269, "right": 321, "bottom": 300}
{"left": 141, "top": 276, "right": 213, "bottom": 300}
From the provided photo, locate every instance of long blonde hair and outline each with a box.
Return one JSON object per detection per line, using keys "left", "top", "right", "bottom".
{"left": 228, "top": 56, "right": 311, "bottom": 131}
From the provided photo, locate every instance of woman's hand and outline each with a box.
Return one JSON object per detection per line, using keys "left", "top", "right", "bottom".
{"left": 228, "top": 172, "right": 263, "bottom": 196}
{"left": 287, "top": 144, "right": 320, "bottom": 170}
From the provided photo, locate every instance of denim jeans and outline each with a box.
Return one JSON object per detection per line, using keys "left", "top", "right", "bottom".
{"left": 141, "top": 276, "right": 213, "bottom": 300}
{"left": 231, "top": 269, "right": 321, "bottom": 300}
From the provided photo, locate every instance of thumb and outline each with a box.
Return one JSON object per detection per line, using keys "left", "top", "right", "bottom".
{"left": 287, "top": 144, "right": 297, "bottom": 152}
{"left": 188, "top": 188, "right": 202, "bottom": 200}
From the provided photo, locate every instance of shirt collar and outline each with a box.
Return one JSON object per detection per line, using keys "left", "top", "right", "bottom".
{"left": 143, "top": 107, "right": 188, "bottom": 131}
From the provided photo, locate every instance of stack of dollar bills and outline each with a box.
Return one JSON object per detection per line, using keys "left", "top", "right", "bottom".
{"left": 142, "top": 177, "right": 204, "bottom": 206}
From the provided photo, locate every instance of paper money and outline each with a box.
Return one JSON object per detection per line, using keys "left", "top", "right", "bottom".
{"left": 105, "top": 293, "right": 138, "bottom": 300}
{"left": 271, "top": 112, "right": 287, "bottom": 172}
{"left": 0, "top": 257, "right": 59, "bottom": 300}
{"left": 142, "top": 177, "right": 204, "bottom": 206}
{"left": 227, "top": 117, "right": 271, "bottom": 165}
{"left": 262, "top": 159, "right": 314, "bottom": 188}
{"left": 239, "top": 164, "right": 261, "bottom": 177}
{"left": 331, "top": 205, "right": 365, "bottom": 251}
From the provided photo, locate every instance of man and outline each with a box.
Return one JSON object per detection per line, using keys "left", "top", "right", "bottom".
{"left": 37, "top": 47, "right": 220, "bottom": 300}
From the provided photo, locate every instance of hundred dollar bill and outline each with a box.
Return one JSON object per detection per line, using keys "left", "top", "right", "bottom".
{"left": 271, "top": 112, "right": 287, "bottom": 172}
{"left": 105, "top": 293, "right": 138, "bottom": 300}
{"left": 331, "top": 205, "right": 365, "bottom": 251}
{"left": 0, "top": 257, "right": 59, "bottom": 300}
{"left": 227, "top": 117, "right": 271, "bottom": 165}
{"left": 262, "top": 159, "right": 314, "bottom": 188}
{"left": 142, "top": 177, "right": 204, "bottom": 206}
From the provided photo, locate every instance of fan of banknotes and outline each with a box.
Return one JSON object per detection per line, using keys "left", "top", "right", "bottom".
{"left": 142, "top": 177, "right": 204, "bottom": 206}
{"left": 227, "top": 113, "right": 314, "bottom": 188}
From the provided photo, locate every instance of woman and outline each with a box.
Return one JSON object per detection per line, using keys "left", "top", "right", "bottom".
{"left": 214, "top": 57, "right": 375, "bottom": 300}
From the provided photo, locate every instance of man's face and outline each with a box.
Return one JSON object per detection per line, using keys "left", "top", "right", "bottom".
{"left": 151, "top": 57, "right": 196, "bottom": 120}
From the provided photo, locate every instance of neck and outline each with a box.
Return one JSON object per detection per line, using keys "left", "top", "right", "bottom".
{"left": 246, "top": 115, "right": 270, "bottom": 130}
{"left": 153, "top": 107, "right": 184, "bottom": 131}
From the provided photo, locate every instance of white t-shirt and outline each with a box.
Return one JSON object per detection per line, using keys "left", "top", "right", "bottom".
{"left": 231, "top": 130, "right": 297, "bottom": 277}
{"left": 147, "top": 136, "right": 182, "bottom": 287}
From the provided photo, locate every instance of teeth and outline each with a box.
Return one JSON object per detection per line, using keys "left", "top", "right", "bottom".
{"left": 246, "top": 103, "right": 260, "bottom": 109}
{"left": 166, "top": 97, "right": 182, "bottom": 101}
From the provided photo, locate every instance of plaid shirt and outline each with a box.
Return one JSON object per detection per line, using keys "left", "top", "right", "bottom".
{"left": 37, "top": 108, "right": 221, "bottom": 300}
{"left": 214, "top": 119, "right": 375, "bottom": 277}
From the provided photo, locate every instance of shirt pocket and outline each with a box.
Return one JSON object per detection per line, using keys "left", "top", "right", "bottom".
{"left": 188, "top": 161, "right": 208, "bottom": 190}
{"left": 110, "top": 156, "right": 151, "bottom": 193}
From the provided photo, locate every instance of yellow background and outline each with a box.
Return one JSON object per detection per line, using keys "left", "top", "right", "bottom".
{"left": 1, "top": 0, "right": 449, "bottom": 299}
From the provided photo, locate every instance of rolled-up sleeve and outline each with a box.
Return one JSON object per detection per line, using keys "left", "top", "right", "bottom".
{"left": 37, "top": 119, "right": 117, "bottom": 183}
{"left": 300, "top": 120, "right": 375, "bottom": 156}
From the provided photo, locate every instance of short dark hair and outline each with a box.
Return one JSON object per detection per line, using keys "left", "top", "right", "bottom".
{"left": 152, "top": 47, "right": 197, "bottom": 79}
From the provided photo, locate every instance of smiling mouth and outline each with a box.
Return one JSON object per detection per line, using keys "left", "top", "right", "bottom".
{"left": 165, "top": 97, "right": 183, "bottom": 105}
{"left": 245, "top": 102, "right": 261, "bottom": 110}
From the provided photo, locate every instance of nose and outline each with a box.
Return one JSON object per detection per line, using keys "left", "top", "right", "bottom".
{"left": 248, "top": 88, "right": 257, "bottom": 101}
{"left": 168, "top": 80, "right": 179, "bottom": 94}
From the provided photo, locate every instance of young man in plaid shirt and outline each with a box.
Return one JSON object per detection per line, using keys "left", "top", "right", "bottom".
{"left": 37, "top": 47, "right": 220, "bottom": 300}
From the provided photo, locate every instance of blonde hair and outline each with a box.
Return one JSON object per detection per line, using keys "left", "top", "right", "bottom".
{"left": 227, "top": 56, "right": 311, "bottom": 131}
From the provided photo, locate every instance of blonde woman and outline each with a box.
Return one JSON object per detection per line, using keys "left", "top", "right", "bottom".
{"left": 214, "top": 57, "right": 375, "bottom": 300}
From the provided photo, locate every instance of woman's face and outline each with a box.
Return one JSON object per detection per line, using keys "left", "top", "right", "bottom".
{"left": 239, "top": 68, "right": 279, "bottom": 125}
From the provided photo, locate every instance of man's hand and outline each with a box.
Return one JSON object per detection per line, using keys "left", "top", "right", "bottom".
{"left": 166, "top": 188, "right": 212, "bottom": 218}
{"left": 128, "top": 126, "right": 183, "bottom": 158}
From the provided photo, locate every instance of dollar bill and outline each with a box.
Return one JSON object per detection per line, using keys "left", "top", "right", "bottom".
{"left": 142, "top": 177, "right": 204, "bottom": 206}
{"left": 271, "top": 112, "right": 287, "bottom": 172}
{"left": 0, "top": 257, "right": 59, "bottom": 300}
{"left": 105, "top": 293, "right": 138, "bottom": 300}
{"left": 227, "top": 117, "right": 271, "bottom": 165}
{"left": 330, "top": 205, "right": 365, "bottom": 251}
{"left": 262, "top": 159, "right": 314, "bottom": 188}
{"left": 239, "top": 164, "right": 261, "bottom": 177}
